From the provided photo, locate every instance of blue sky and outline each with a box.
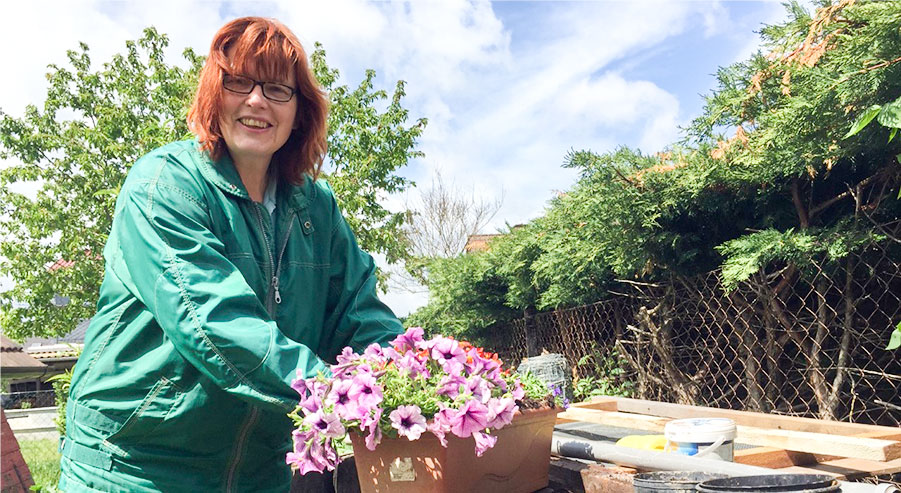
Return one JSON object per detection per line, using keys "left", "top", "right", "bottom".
{"left": 1, "top": 0, "right": 800, "bottom": 315}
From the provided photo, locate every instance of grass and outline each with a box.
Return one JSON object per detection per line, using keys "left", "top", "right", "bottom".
{"left": 18, "top": 438, "right": 61, "bottom": 489}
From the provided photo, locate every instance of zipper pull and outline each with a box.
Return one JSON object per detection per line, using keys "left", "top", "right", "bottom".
{"left": 271, "top": 276, "right": 282, "bottom": 304}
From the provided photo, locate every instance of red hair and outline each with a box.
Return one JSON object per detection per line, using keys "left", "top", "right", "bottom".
{"left": 188, "top": 17, "right": 328, "bottom": 184}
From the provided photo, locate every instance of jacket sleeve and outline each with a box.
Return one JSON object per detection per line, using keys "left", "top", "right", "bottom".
{"left": 319, "top": 189, "right": 404, "bottom": 361}
{"left": 106, "top": 160, "right": 327, "bottom": 414}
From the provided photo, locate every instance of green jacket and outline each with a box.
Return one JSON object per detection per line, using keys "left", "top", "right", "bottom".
{"left": 60, "top": 140, "right": 402, "bottom": 492}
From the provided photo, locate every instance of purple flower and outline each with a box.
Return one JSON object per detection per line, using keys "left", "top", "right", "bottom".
{"left": 392, "top": 326, "right": 425, "bottom": 352}
{"left": 325, "top": 379, "right": 360, "bottom": 419}
{"left": 349, "top": 372, "right": 383, "bottom": 411}
{"left": 450, "top": 399, "right": 489, "bottom": 438}
{"left": 486, "top": 397, "right": 517, "bottom": 429}
{"left": 465, "top": 348, "right": 500, "bottom": 377}
{"left": 429, "top": 406, "right": 455, "bottom": 447}
{"left": 396, "top": 350, "right": 429, "bottom": 379}
{"left": 436, "top": 374, "right": 467, "bottom": 399}
{"left": 430, "top": 338, "right": 467, "bottom": 374}
{"left": 363, "top": 410, "right": 383, "bottom": 451}
{"left": 292, "top": 378, "right": 327, "bottom": 413}
{"left": 288, "top": 429, "right": 335, "bottom": 475}
{"left": 466, "top": 375, "right": 491, "bottom": 403}
{"left": 364, "top": 342, "right": 385, "bottom": 359}
{"left": 303, "top": 409, "right": 345, "bottom": 438}
{"left": 472, "top": 430, "right": 498, "bottom": 457}
{"left": 330, "top": 347, "right": 360, "bottom": 376}
{"left": 389, "top": 405, "right": 428, "bottom": 440}
{"left": 512, "top": 380, "right": 525, "bottom": 401}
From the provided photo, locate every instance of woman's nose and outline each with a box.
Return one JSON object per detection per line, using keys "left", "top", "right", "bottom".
{"left": 245, "top": 85, "right": 267, "bottom": 106}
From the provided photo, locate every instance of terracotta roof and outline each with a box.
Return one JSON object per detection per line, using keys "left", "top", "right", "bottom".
{"left": 464, "top": 234, "right": 503, "bottom": 253}
{"left": 0, "top": 335, "right": 48, "bottom": 372}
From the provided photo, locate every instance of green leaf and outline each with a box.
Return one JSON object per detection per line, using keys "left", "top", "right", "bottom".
{"left": 844, "top": 105, "right": 881, "bottom": 138}
{"left": 888, "top": 321, "right": 901, "bottom": 350}
{"left": 889, "top": 128, "right": 898, "bottom": 143}
{"left": 876, "top": 97, "right": 901, "bottom": 129}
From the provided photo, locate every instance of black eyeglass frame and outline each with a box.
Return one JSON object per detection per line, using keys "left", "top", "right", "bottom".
{"left": 222, "top": 74, "right": 297, "bottom": 103}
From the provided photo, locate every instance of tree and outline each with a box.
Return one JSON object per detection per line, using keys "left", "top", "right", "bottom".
{"left": 410, "top": 1, "right": 901, "bottom": 408}
{"left": 311, "top": 44, "right": 427, "bottom": 266}
{"left": 391, "top": 171, "right": 502, "bottom": 291}
{"left": 0, "top": 29, "right": 425, "bottom": 340}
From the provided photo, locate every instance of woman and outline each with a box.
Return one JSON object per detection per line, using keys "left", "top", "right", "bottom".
{"left": 59, "top": 17, "right": 403, "bottom": 492}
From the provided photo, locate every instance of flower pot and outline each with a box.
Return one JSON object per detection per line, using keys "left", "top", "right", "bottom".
{"left": 350, "top": 407, "right": 560, "bottom": 493}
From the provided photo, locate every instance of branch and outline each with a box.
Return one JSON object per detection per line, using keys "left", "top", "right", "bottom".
{"left": 791, "top": 179, "right": 810, "bottom": 228}
{"left": 830, "top": 55, "right": 901, "bottom": 90}
{"left": 809, "top": 170, "right": 885, "bottom": 219}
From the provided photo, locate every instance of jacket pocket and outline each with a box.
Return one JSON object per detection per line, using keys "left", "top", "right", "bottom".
{"left": 101, "top": 376, "right": 183, "bottom": 455}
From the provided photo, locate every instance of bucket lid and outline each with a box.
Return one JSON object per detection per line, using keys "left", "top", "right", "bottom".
{"left": 664, "top": 418, "right": 736, "bottom": 443}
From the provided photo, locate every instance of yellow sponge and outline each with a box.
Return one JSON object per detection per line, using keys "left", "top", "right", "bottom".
{"left": 615, "top": 435, "right": 668, "bottom": 451}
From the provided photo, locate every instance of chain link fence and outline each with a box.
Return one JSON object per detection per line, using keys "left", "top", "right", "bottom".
{"left": 494, "top": 238, "right": 901, "bottom": 428}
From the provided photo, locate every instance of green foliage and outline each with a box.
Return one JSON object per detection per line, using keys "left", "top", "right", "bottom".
{"left": 311, "top": 44, "right": 427, "bottom": 266}
{"left": 717, "top": 222, "right": 881, "bottom": 291}
{"left": 888, "top": 320, "right": 901, "bottom": 350}
{"left": 411, "top": 0, "right": 901, "bottom": 348}
{"left": 0, "top": 28, "right": 200, "bottom": 340}
{"left": 47, "top": 369, "right": 73, "bottom": 435}
{"left": 517, "top": 370, "right": 563, "bottom": 407}
{"left": 405, "top": 252, "right": 518, "bottom": 342}
{"left": 1, "top": 32, "right": 424, "bottom": 339}
{"left": 572, "top": 347, "right": 635, "bottom": 402}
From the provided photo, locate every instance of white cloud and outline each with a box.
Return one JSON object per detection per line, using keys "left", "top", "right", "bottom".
{"left": 1, "top": 0, "right": 785, "bottom": 318}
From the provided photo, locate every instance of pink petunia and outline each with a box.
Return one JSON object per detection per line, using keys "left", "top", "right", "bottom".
{"left": 429, "top": 337, "right": 467, "bottom": 374}
{"left": 389, "top": 405, "right": 428, "bottom": 441}
{"left": 486, "top": 397, "right": 517, "bottom": 429}
{"left": 429, "top": 405, "right": 455, "bottom": 447}
{"left": 288, "top": 429, "right": 334, "bottom": 475}
{"left": 391, "top": 326, "right": 425, "bottom": 352}
{"left": 472, "top": 430, "right": 498, "bottom": 457}
{"left": 325, "top": 378, "right": 361, "bottom": 419}
{"left": 436, "top": 374, "right": 467, "bottom": 399}
{"left": 349, "top": 372, "right": 383, "bottom": 411}
{"left": 396, "top": 350, "right": 429, "bottom": 379}
{"left": 449, "top": 399, "right": 489, "bottom": 438}
{"left": 303, "top": 409, "right": 345, "bottom": 439}
{"left": 363, "top": 412, "right": 383, "bottom": 451}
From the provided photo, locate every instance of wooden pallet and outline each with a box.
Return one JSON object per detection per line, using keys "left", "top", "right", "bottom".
{"left": 557, "top": 396, "right": 901, "bottom": 480}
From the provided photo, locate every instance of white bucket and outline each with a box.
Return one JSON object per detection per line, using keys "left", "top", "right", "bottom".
{"left": 664, "top": 418, "right": 736, "bottom": 461}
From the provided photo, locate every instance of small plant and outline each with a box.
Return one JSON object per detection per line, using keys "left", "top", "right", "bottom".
{"left": 572, "top": 346, "right": 634, "bottom": 402}
{"left": 287, "top": 327, "right": 557, "bottom": 474}
{"left": 47, "top": 369, "right": 73, "bottom": 435}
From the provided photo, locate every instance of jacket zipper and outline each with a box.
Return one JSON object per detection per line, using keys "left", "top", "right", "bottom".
{"left": 224, "top": 406, "right": 260, "bottom": 493}
{"left": 270, "top": 212, "right": 296, "bottom": 306}
{"left": 252, "top": 205, "right": 277, "bottom": 314}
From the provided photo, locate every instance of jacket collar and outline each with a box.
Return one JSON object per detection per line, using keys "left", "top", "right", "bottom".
{"left": 195, "top": 141, "right": 311, "bottom": 213}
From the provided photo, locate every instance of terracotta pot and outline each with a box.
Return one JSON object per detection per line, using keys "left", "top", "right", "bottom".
{"left": 350, "top": 406, "right": 560, "bottom": 493}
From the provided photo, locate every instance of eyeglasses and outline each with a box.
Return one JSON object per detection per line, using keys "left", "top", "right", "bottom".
{"left": 222, "top": 74, "right": 296, "bottom": 103}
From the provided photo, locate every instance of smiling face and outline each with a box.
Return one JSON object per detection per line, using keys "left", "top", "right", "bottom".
{"left": 218, "top": 64, "right": 298, "bottom": 170}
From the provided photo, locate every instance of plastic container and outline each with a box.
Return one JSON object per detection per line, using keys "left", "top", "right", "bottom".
{"left": 664, "top": 418, "right": 736, "bottom": 461}
{"left": 632, "top": 471, "right": 728, "bottom": 493}
{"left": 696, "top": 474, "right": 840, "bottom": 492}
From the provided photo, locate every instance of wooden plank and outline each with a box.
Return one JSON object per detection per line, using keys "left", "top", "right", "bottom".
{"left": 590, "top": 396, "right": 899, "bottom": 437}
{"left": 736, "top": 425, "right": 901, "bottom": 462}
{"left": 774, "top": 458, "right": 901, "bottom": 480}
{"left": 733, "top": 447, "right": 824, "bottom": 468}
{"left": 556, "top": 408, "right": 669, "bottom": 432}
{"left": 568, "top": 398, "right": 619, "bottom": 412}
{"left": 810, "top": 457, "right": 901, "bottom": 478}
{"left": 555, "top": 407, "right": 901, "bottom": 461}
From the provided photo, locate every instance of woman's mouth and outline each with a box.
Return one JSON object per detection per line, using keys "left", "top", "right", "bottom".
{"left": 238, "top": 117, "right": 272, "bottom": 129}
